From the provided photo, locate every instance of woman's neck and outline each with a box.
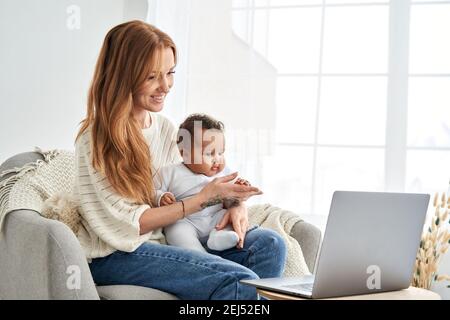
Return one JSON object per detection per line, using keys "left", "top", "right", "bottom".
{"left": 133, "top": 108, "right": 151, "bottom": 129}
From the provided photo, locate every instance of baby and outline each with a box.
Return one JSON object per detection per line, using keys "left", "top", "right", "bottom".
{"left": 155, "top": 114, "right": 258, "bottom": 253}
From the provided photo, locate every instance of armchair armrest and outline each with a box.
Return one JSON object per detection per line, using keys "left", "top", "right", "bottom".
{"left": 0, "top": 209, "right": 99, "bottom": 299}
{"left": 290, "top": 220, "right": 321, "bottom": 273}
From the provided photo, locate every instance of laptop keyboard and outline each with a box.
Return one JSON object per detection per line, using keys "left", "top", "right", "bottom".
{"left": 282, "top": 283, "right": 314, "bottom": 292}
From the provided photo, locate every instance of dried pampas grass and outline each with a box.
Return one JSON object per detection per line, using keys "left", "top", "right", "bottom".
{"left": 412, "top": 191, "right": 450, "bottom": 289}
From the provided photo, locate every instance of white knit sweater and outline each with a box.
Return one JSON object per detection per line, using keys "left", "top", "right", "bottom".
{"left": 75, "top": 112, "right": 182, "bottom": 259}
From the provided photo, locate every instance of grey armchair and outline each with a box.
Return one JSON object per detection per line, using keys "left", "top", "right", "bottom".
{"left": 0, "top": 151, "right": 321, "bottom": 300}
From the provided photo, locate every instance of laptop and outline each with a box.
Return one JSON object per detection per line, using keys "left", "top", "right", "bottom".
{"left": 241, "top": 191, "right": 430, "bottom": 299}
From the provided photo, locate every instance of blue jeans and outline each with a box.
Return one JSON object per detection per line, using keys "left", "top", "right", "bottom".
{"left": 89, "top": 227, "right": 287, "bottom": 300}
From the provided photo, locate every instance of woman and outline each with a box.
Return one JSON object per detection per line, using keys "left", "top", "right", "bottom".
{"left": 74, "top": 20, "right": 286, "bottom": 300}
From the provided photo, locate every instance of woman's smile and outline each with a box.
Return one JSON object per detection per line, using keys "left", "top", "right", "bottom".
{"left": 150, "top": 94, "right": 165, "bottom": 104}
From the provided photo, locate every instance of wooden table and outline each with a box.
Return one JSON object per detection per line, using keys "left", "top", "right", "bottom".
{"left": 257, "top": 286, "right": 441, "bottom": 300}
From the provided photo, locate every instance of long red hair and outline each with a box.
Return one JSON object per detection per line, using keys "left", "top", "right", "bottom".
{"left": 76, "top": 20, "right": 177, "bottom": 206}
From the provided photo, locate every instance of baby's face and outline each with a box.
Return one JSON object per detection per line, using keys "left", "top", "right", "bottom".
{"left": 183, "top": 130, "right": 226, "bottom": 177}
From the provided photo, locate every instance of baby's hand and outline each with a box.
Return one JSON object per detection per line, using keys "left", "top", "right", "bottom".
{"left": 234, "top": 178, "right": 251, "bottom": 186}
{"left": 160, "top": 192, "right": 176, "bottom": 206}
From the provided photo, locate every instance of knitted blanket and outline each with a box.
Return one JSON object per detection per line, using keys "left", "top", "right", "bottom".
{"left": 0, "top": 149, "right": 311, "bottom": 276}
{"left": 0, "top": 148, "right": 75, "bottom": 231}
{"left": 248, "top": 204, "right": 311, "bottom": 276}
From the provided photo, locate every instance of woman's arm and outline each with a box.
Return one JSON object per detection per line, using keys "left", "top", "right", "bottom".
{"left": 139, "top": 172, "right": 261, "bottom": 234}
{"left": 139, "top": 194, "right": 203, "bottom": 234}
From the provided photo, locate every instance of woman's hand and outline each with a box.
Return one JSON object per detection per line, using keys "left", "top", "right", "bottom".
{"left": 215, "top": 203, "right": 249, "bottom": 249}
{"left": 197, "top": 172, "right": 262, "bottom": 209}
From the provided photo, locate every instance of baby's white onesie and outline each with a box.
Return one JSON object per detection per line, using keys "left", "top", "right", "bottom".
{"left": 156, "top": 163, "right": 239, "bottom": 252}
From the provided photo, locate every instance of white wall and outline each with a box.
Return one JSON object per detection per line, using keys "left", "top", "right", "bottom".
{"left": 0, "top": 0, "right": 147, "bottom": 163}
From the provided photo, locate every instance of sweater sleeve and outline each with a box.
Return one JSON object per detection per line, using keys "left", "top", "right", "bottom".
{"left": 75, "top": 130, "right": 154, "bottom": 253}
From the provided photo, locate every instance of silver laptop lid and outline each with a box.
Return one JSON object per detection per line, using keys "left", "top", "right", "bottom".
{"left": 312, "top": 191, "right": 430, "bottom": 299}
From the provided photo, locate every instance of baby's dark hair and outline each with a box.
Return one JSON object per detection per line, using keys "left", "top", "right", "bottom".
{"left": 177, "top": 114, "right": 224, "bottom": 144}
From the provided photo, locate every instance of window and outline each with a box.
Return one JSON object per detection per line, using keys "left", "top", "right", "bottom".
{"left": 407, "top": 0, "right": 450, "bottom": 194}
{"left": 231, "top": 0, "right": 450, "bottom": 224}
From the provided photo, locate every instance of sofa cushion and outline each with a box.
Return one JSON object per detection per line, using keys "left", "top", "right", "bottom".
{"left": 97, "top": 285, "right": 179, "bottom": 300}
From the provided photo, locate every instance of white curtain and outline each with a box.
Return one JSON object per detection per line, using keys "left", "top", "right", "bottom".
{"left": 146, "top": 0, "right": 191, "bottom": 125}
{"left": 146, "top": 0, "right": 277, "bottom": 208}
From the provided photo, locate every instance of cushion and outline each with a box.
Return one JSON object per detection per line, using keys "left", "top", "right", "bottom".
{"left": 97, "top": 285, "right": 179, "bottom": 300}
